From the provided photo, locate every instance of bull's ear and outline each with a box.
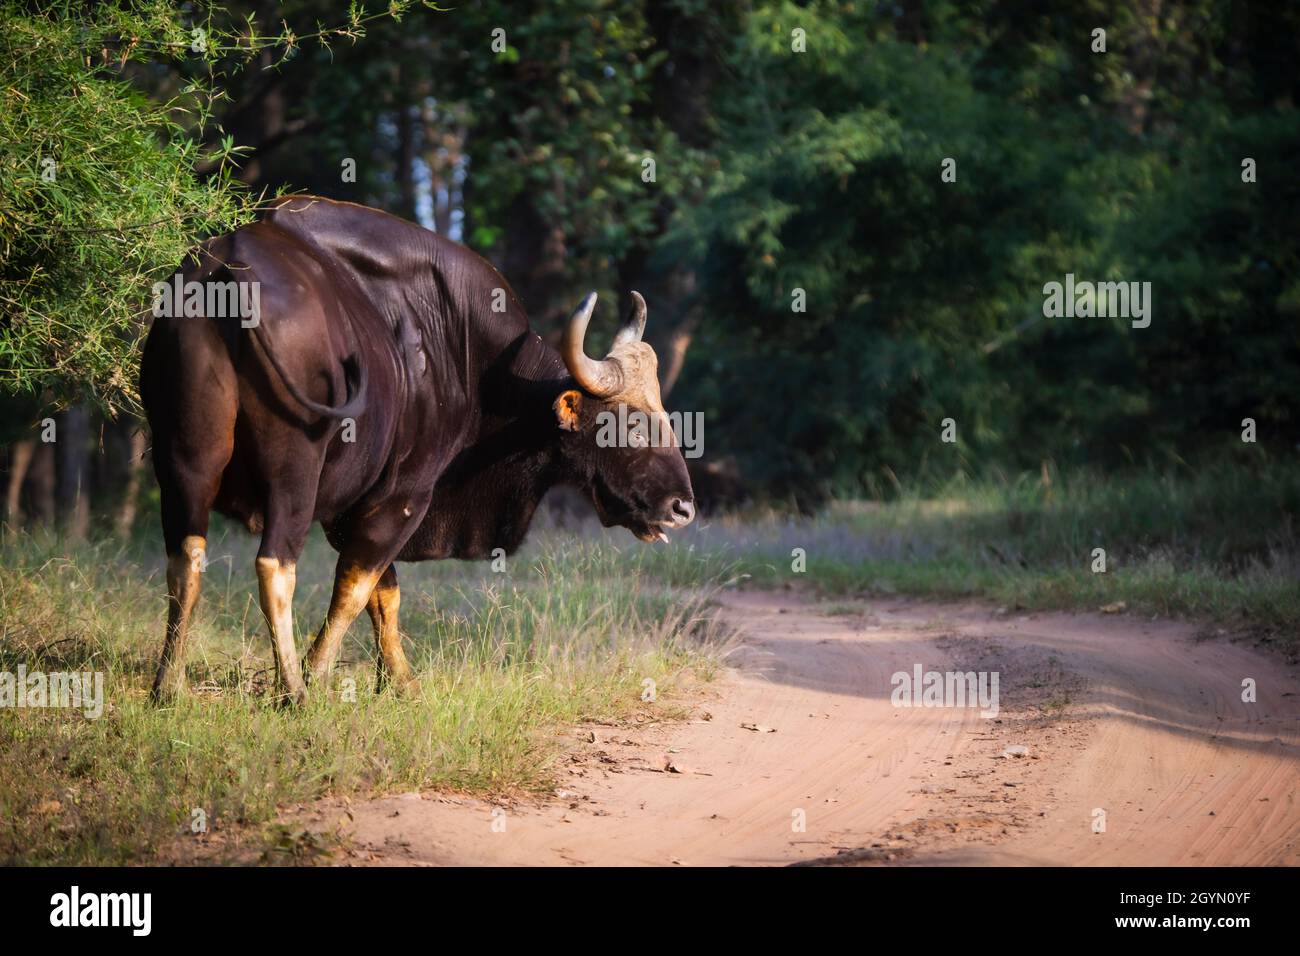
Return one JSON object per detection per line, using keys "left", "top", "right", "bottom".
{"left": 553, "top": 389, "right": 584, "bottom": 431}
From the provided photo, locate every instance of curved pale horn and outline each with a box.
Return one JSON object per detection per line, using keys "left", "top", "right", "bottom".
{"left": 562, "top": 291, "right": 623, "bottom": 397}
{"left": 612, "top": 291, "right": 647, "bottom": 348}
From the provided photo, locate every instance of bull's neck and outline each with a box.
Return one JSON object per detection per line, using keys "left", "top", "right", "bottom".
{"left": 420, "top": 328, "right": 581, "bottom": 558}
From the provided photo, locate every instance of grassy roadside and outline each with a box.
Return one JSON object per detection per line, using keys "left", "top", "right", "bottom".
{"left": 0, "top": 526, "right": 726, "bottom": 865}
{"left": 641, "top": 460, "right": 1300, "bottom": 640}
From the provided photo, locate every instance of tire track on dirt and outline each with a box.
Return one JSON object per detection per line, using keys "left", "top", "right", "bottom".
{"left": 292, "top": 592, "right": 1300, "bottom": 865}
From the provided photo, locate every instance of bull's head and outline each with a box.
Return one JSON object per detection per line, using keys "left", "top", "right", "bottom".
{"left": 554, "top": 291, "right": 695, "bottom": 542}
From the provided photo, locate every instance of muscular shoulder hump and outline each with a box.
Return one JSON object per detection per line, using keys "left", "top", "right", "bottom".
{"left": 260, "top": 195, "right": 529, "bottom": 331}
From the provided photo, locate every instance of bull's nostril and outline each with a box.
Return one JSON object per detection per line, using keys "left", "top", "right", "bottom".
{"left": 670, "top": 498, "right": 695, "bottom": 525}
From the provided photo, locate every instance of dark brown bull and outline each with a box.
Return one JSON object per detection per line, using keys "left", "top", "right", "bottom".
{"left": 140, "top": 196, "right": 694, "bottom": 704}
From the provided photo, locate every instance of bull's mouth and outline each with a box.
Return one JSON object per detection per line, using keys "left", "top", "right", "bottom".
{"left": 633, "top": 521, "right": 669, "bottom": 543}
{"left": 590, "top": 485, "right": 686, "bottom": 543}
{"left": 629, "top": 507, "right": 697, "bottom": 542}
{"left": 632, "top": 510, "right": 696, "bottom": 541}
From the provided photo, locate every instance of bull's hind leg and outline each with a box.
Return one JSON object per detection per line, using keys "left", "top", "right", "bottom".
{"left": 367, "top": 565, "right": 419, "bottom": 694}
{"left": 152, "top": 535, "right": 207, "bottom": 701}
{"left": 255, "top": 557, "right": 307, "bottom": 706}
{"left": 256, "top": 496, "right": 317, "bottom": 706}
{"left": 150, "top": 422, "right": 233, "bottom": 703}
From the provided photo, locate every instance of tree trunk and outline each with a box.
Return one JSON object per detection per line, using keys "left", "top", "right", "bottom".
{"left": 396, "top": 92, "right": 418, "bottom": 222}
{"left": 657, "top": 313, "right": 699, "bottom": 398}
{"left": 501, "top": 189, "right": 569, "bottom": 334}
{"left": 26, "top": 438, "right": 56, "bottom": 527}
{"left": 106, "top": 418, "right": 148, "bottom": 538}
{"left": 55, "top": 406, "right": 91, "bottom": 540}
{"left": 1118, "top": 0, "right": 1165, "bottom": 137}
{"left": 4, "top": 440, "right": 35, "bottom": 529}
{"left": 618, "top": 2, "right": 738, "bottom": 396}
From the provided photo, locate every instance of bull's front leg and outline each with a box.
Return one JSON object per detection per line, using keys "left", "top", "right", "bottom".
{"left": 303, "top": 558, "right": 383, "bottom": 687}
{"left": 367, "top": 564, "right": 420, "bottom": 695}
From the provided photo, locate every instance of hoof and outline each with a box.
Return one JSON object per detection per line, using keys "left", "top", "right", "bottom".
{"left": 149, "top": 687, "right": 187, "bottom": 705}
{"left": 302, "top": 658, "right": 334, "bottom": 689}
{"left": 376, "top": 672, "right": 421, "bottom": 698}
{"left": 274, "top": 685, "right": 309, "bottom": 709}
{"left": 150, "top": 673, "right": 188, "bottom": 705}
{"left": 394, "top": 677, "right": 422, "bottom": 698}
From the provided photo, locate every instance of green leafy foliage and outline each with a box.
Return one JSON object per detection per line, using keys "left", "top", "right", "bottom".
{"left": 665, "top": 1, "right": 1300, "bottom": 502}
{"left": 0, "top": 2, "right": 247, "bottom": 407}
{"left": 0, "top": 0, "right": 426, "bottom": 409}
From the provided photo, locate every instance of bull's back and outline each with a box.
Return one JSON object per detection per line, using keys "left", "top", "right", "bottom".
{"left": 142, "top": 196, "right": 516, "bottom": 541}
{"left": 141, "top": 224, "right": 387, "bottom": 530}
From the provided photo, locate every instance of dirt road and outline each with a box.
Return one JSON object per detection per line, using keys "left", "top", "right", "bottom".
{"left": 298, "top": 591, "right": 1300, "bottom": 865}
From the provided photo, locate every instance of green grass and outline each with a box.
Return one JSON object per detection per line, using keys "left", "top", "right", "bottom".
{"left": 0, "top": 524, "right": 726, "bottom": 865}
{"left": 647, "top": 459, "right": 1300, "bottom": 636}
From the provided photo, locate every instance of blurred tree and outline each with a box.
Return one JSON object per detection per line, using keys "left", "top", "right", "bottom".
{"left": 663, "top": 0, "right": 1300, "bottom": 503}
